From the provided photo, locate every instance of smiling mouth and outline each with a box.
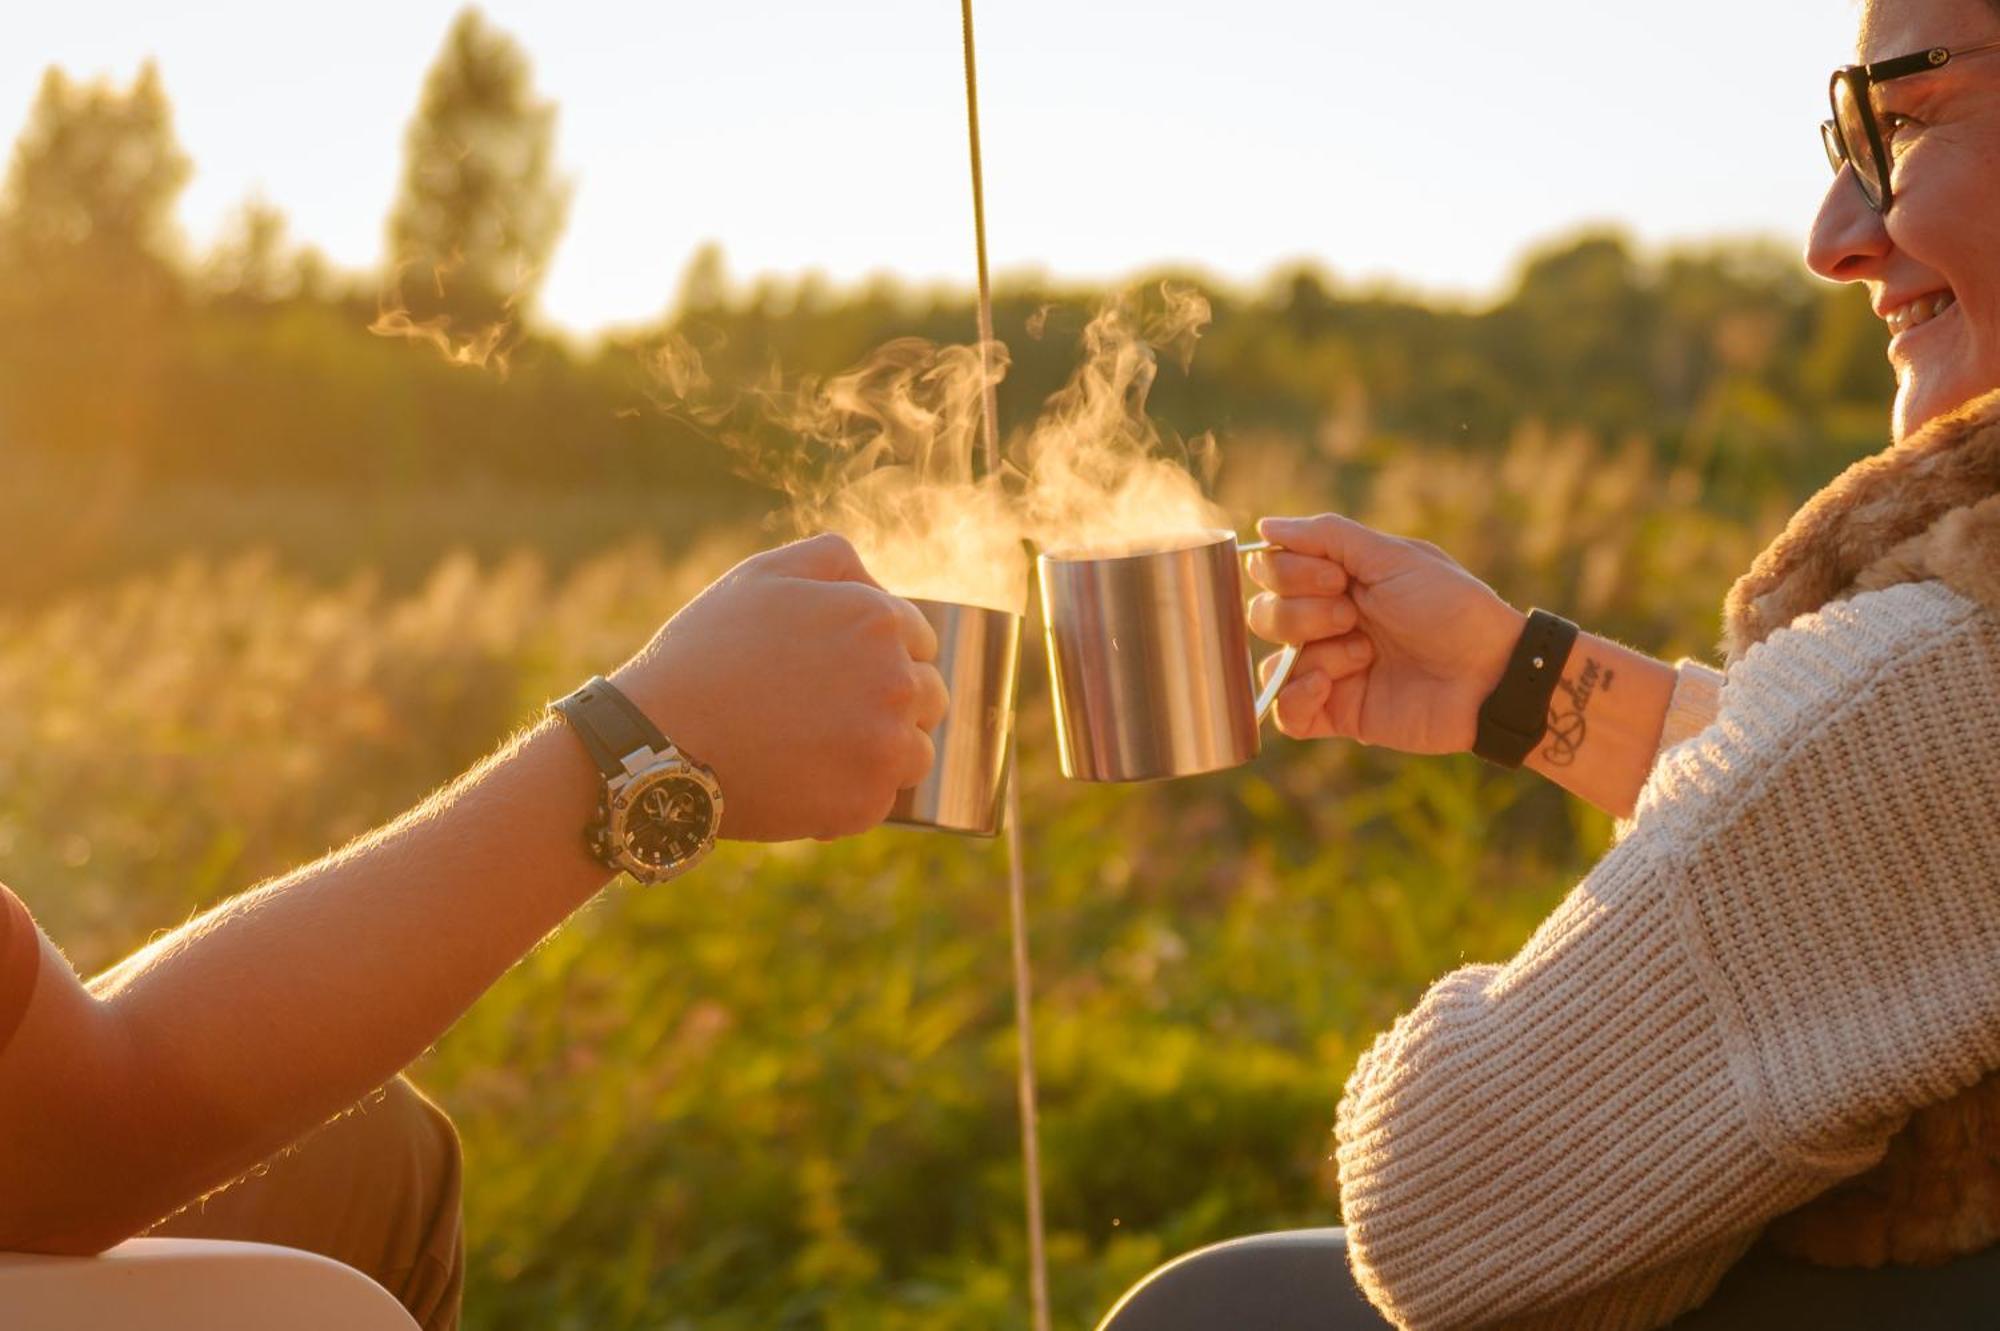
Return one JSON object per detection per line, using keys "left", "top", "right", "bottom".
{"left": 1887, "top": 290, "right": 1957, "bottom": 336}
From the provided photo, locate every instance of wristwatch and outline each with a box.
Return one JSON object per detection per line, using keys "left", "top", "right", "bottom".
{"left": 550, "top": 676, "right": 724, "bottom": 884}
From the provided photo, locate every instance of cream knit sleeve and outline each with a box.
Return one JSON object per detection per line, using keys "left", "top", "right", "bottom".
{"left": 1335, "top": 582, "right": 2000, "bottom": 1331}
{"left": 1657, "top": 658, "right": 1724, "bottom": 752}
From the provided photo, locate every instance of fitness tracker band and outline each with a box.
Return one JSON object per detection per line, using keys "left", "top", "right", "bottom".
{"left": 1472, "top": 609, "right": 1580, "bottom": 769}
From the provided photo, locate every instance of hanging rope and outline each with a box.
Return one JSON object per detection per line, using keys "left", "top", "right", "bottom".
{"left": 959, "top": 3, "right": 1051, "bottom": 1328}
{"left": 960, "top": 1, "right": 1001, "bottom": 428}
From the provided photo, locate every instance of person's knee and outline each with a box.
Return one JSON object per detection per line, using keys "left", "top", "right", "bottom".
{"left": 142, "top": 1075, "right": 466, "bottom": 1329}
{"left": 372, "top": 1078, "right": 463, "bottom": 1244}
{"left": 368, "top": 1079, "right": 465, "bottom": 1330}
{"left": 384, "top": 1079, "right": 462, "bottom": 1196}
{"left": 1099, "top": 1229, "right": 1388, "bottom": 1331}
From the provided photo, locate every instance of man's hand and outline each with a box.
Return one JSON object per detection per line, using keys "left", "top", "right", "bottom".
{"left": 612, "top": 534, "right": 949, "bottom": 841}
{"left": 1246, "top": 513, "right": 1525, "bottom": 754}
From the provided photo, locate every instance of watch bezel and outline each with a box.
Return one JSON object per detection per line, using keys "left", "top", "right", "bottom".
{"left": 599, "top": 751, "right": 724, "bottom": 884}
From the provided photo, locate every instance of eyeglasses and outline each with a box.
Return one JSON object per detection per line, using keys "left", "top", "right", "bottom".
{"left": 1822, "top": 36, "right": 2000, "bottom": 212}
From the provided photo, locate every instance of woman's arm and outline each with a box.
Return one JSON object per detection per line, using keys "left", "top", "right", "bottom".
{"left": 0, "top": 534, "right": 947, "bottom": 1254}
{"left": 1247, "top": 513, "right": 1685, "bottom": 817}
{"left": 1337, "top": 584, "right": 2000, "bottom": 1329}
{"left": 1517, "top": 631, "right": 1678, "bottom": 818}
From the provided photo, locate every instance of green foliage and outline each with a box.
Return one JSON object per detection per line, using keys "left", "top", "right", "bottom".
{"left": 0, "top": 425, "right": 1786, "bottom": 1328}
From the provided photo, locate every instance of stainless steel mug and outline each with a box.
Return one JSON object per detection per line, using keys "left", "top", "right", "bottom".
{"left": 1039, "top": 531, "right": 1303, "bottom": 782}
{"left": 888, "top": 598, "right": 1022, "bottom": 836}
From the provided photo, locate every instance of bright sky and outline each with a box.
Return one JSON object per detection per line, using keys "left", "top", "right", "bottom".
{"left": 0, "top": 1, "right": 1861, "bottom": 335}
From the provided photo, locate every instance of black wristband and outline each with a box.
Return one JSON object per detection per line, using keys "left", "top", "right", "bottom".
{"left": 1472, "top": 610, "right": 1579, "bottom": 769}
{"left": 551, "top": 676, "right": 671, "bottom": 779}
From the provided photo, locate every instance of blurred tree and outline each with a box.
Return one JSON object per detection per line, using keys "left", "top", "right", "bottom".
{"left": 673, "top": 241, "right": 731, "bottom": 318}
{"left": 0, "top": 62, "right": 189, "bottom": 293}
{"left": 1483, "top": 230, "right": 1656, "bottom": 435}
{"left": 1799, "top": 279, "right": 1896, "bottom": 412}
{"left": 202, "top": 195, "right": 300, "bottom": 305}
{"left": 385, "top": 7, "right": 570, "bottom": 334}
{"left": 0, "top": 62, "right": 189, "bottom": 471}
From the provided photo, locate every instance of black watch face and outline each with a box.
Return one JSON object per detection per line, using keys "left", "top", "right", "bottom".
{"left": 619, "top": 771, "right": 716, "bottom": 871}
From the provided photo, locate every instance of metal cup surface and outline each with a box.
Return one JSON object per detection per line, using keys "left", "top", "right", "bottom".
{"left": 1040, "top": 530, "right": 1279, "bottom": 782}
{"left": 887, "top": 598, "right": 1022, "bottom": 837}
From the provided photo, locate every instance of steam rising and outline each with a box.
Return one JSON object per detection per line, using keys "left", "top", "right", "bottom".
{"left": 368, "top": 257, "right": 520, "bottom": 373}
{"left": 1018, "top": 284, "right": 1227, "bottom": 557}
{"left": 651, "top": 282, "right": 1234, "bottom": 613}
{"left": 769, "top": 337, "right": 1027, "bottom": 614}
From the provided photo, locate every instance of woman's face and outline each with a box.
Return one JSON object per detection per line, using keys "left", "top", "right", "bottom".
{"left": 1806, "top": 0, "right": 2000, "bottom": 440}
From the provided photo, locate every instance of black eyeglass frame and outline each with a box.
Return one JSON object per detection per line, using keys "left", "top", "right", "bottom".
{"left": 1821, "top": 36, "right": 2000, "bottom": 212}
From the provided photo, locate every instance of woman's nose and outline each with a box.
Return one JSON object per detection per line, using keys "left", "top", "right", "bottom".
{"left": 1805, "top": 170, "right": 1891, "bottom": 282}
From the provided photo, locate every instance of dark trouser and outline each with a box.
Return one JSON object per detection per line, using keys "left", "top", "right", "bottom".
{"left": 1097, "top": 1230, "right": 1385, "bottom": 1331}
{"left": 1097, "top": 1228, "right": 2000, "bottom": 1330}
{"left": 145, "top": 1077, "right": 465, "bottom": 1331}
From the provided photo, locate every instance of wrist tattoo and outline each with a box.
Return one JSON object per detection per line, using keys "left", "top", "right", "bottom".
{"left": 1541, "top": 656, "right": 1607, "bottom": 767}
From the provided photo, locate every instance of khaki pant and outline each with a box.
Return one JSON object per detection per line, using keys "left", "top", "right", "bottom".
{"left": 147, "top": 1078, "right": 464, "bottom": 1331}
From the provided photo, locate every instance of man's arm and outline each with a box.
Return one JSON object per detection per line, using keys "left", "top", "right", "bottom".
{"left": 0, "top": 719, "right": 612, "bottom": 1253}
{"left": 0, "top": 533, "right": 947, "bottom": 1254}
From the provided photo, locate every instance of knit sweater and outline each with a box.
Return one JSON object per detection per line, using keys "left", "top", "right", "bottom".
{"left": 1334, "top": 391, "right": 2000, "bottom": 1330}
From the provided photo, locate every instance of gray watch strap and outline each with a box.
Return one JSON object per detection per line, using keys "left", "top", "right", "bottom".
{"left": 551, "top": 676, "right": 669, "bottom": 778}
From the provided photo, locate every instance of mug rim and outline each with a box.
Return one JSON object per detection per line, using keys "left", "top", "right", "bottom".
{"left": 901, "top": 594, "right": 1025, "bottom": 622}
{"left": 1035, "top": 527, "right": 1237, "bottom": 567}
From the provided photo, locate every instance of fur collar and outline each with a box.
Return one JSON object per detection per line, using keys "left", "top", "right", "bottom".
{"left": 1722, "top": 387, "right": 2000, "bottom": 664}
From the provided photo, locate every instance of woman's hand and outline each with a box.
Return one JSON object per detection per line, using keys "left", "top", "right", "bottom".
{"left": 613, "top": 533, "right": 949, "bottom": 842}
{"left": 1247, "top": 514, "right": 1525, "bottom": 754}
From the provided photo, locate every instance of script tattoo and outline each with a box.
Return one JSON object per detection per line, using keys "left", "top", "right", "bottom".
{"left": 1541, "top": 657, "right": 1612, "bottom": 768}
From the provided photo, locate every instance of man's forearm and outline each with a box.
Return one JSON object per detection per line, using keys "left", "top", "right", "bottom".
{"left": 1, "top": 534, "right": 940, "bottom": 1255}
{"left": 67, "top": 717, "right": 611, "bottom": 1245}
{"left": 1520, "top": 633, "right": 1676, "bottom": 820}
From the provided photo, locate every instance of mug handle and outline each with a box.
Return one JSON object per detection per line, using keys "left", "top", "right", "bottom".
{"left": 1237, "top": 538, "right": 1304, "bottom": 725}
